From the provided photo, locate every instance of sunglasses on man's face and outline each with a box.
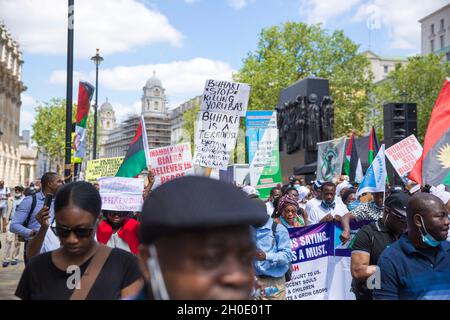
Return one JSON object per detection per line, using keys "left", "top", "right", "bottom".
{"left": 51, "top": 225, "right": 95, "bottom": 238}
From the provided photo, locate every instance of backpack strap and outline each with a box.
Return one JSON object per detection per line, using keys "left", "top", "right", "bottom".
{"left": 23, "top": 193, "right": 37, "bottom": 229}
{"left": 70, "top": 245, "right": 112, "bottom": 300}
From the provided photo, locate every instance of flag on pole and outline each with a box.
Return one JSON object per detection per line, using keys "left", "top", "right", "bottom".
{"left": 116, "top": 115, "right": 150, "bottom": 178}
{"left": 73, "top": 81, "right": 94, "bottom": 160}
{"left": 317, "top": 137, "right": 346, "bottom": 182}
{"left": 357, "top": 145, "right": 386, "bottom": 196}
{"left": 368, "top": 126, "right": 380, "bottom": 165}
{"left": 344, "top": 132, "right": 364, "bottom": 183}
{"left": 410, "top": 79, "right": 450, "bottom": 187}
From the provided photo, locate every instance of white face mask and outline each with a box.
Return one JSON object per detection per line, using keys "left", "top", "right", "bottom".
{"left": 146, "top": 244, "right": 170, "bottom": 300}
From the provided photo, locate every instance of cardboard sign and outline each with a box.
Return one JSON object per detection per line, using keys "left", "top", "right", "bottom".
{"left": 193, "top": 79, "right": 251, "bottom": 170}
{"left": 85, "top": 157, "right": 124, "bottom": 183}
{"left": 149, "top": 143, "right": 194, "bottom": 187}
{"left": 98, "top": 177, "right": 144, "bottom": 212}
{"left": 386, "top": 135, "right": 423, "bottom": 180}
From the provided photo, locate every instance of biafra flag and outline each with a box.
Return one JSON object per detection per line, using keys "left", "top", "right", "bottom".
{"left": 73, "top": 81, "right": 94, "bottom": 159}
{"left": 116, "top": 115, "right": 150, "bottom": 177}
{"left": 410, "top": 78, "right": 450, "bottom": 187}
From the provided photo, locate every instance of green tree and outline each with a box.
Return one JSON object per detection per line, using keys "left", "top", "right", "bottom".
{"left": 233, "top": 21, "right": 374, "bottom": 137}
{"left": 32, "top": 98, "right": 99, "bottom": 175}
{"left": 180, "top": 99, "right": 201, "bottom": 153}
{"left": 372, "top": 54, "right": 450, "bottom": 142}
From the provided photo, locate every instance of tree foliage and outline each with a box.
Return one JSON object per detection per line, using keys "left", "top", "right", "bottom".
{"left": 372, "top": 53, "right": 450, "bottom": 143}
{"left": 233, "top": 21, "right": 374, "bottom": 137}
{"left": 180, "top": 98, "right": 201, "bottom": 153}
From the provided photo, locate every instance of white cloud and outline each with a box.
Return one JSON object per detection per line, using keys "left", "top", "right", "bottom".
{"left": 110, "top": 101, "right": 142, "bottom": 122}
{"left": 228, "top": 0, "right": 248, "bottom": 10}
{"left": 299, "top": 0, "right": 361, "bottom": 24}
{"left": 0, "top": 0, "right": 183, "bottom": 57}
{"left": 49, "top": 57, "right": 234, "bottom": 96}
{"left": 20, "top": 94, "right": 39, "bottom": 132}
{"left": 184, "top": 0, "right": 199, "bottom": 3}
{"left": 352, "top": 0, "right": 448, "bottom": 49}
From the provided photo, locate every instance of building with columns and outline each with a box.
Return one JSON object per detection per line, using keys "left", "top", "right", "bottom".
{"left": 18, "top": 130, "right": 37, "bottom": 186}
{"left": 0, "top": 24, "right": 26, "bottom": 187}
{"left": 99, "top": 72, "right": 171, "bottom": 158}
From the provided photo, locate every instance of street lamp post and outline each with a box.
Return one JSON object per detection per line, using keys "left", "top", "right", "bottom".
{"left": 91, "top": 48, "right": 103, "bottom": 160}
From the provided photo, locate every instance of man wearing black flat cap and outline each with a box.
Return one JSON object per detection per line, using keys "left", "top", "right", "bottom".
{"left": 135, "top": 176, "right": 267, "bottom": 300}
{"left": 349, "top": 191, "right": 411, "bottom": 300}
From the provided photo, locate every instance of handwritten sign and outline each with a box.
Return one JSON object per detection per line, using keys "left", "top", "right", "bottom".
{"left": 149, "top": 143, "right": 194, "bottom": 187}
{"left": 193, "top": 79, "right": 250, "bottom": 170}
{"left": 98, "top": 177, "right": 144, "bottom": 212}
{"left": 386, "top": 135, "right": 423, "bottom": 180}
{"left": 85, "top": 157, "right": 124, "bottom": 183}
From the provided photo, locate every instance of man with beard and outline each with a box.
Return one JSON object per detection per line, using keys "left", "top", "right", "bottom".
{"left": 96, "top": 210, "right": 140, "bottom": 255}
{"left": 373, "top": 192, "right": 450, "bottom": 299}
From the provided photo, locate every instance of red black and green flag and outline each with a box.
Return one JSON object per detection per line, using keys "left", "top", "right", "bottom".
{"left": 73, "top": 81, "right": 94, "bottom": 160}
{"left": 410, "top": 79, "right": 450, "bottom": 187}
{"left": 116, "top": 115, "right": 150, "bottom": 178}
{"left": 368, "top": 126, "right": 380, "bottom": 165}
{"left": 344, "top": 132, "right": 363, "bottom": 183}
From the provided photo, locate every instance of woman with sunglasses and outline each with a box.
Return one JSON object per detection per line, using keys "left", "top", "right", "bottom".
{"left": 96, "top": 210, "right": 140, "bottom": 254}
{"left": 15, "top": 182, "right": 144, "bottom": 300}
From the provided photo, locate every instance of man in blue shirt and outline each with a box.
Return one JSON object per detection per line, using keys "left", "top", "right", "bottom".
{"left": 10, "top": 172, "right": 63, "bottom": 263}
{"left": 374, "top": 192, "right": 450, "bottom": 300}
{"left": 253, "top": 215, "right": 292, "bottom": 300}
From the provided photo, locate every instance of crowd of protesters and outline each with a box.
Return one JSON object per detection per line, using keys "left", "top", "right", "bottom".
{"left": 0, "top": 171, "right": 449, "bottom": 300}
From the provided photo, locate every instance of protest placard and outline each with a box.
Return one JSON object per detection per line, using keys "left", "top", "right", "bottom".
{"left": 85, "top": 157, "right": 124, "bottom": 182}
{"left": 193, "top": 79, "right": 250, "bottom": 170}
{"left": 245, "top": 111, "right": 281, "bottom": 199}
{"left": 286, "top": 220, "right": 370, "bottom": 300}
{"left": 386, "top": 135, "right": 423, "bottom": 180}
{"left": 149, "top": 143, "right": 194, "bottom": 187}
{"left": 98, "top": 176, "right": 144, "bottom": 212}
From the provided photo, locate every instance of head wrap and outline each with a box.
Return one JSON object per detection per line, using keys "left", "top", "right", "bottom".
{"left": 278, "top": 194, "right": 300, "bottom": 213}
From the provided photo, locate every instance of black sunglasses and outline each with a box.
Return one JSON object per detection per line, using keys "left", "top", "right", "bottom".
{"left": 51, "top": 225, "right": 95, "bottom": 238}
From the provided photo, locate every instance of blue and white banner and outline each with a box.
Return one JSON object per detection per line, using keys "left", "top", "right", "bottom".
{"left": 357, "top": 144, "right": 386, "bottom": 196}
{"left": 286, "top": 221, "right": 370, "bottom": 300}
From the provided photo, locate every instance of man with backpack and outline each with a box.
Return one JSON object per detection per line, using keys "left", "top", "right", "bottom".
{"left": 9, "top": 172, "right": 63, "bottom": 264}
{"left": 253, "top": 215, "right": 292, "bottom": 300}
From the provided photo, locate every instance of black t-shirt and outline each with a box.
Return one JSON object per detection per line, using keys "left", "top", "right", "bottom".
{"left": 15, "top": 248, "right": 142, "bottom": 300}
{"left": 350, "top": 219, "right": 398, "bottom": 300}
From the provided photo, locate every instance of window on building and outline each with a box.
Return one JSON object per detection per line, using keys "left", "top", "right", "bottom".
{"left": 384, "top": 65, "right": 389, "bottom": 73}
{"left": 441, "top": 19, "right": 445, "bottom": 31}
{"left": 447, "top": 52, "right": 450, "bottom": 62}
{"left": 431, "top": 39, "right": 435, "bottom": 52}
{"left": 431, "top": 24, "right": 435, "bottom": 35}
{"left": 441, "top": 35, "right": 445, "bottom": 49}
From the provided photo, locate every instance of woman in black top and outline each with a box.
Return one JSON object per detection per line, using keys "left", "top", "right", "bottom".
{"left": 15, "top": 182, "right": 143, "bottom": 300}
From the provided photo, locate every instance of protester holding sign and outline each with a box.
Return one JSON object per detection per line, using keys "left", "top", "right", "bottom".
{"left": 350, "top": 192, "right": 410, "bottom": 300}
{"left": 15, "top": 182, "right": 143, "bottom": 300}
{"left": 374, "top": 192, "right": 450, "bottom": 300}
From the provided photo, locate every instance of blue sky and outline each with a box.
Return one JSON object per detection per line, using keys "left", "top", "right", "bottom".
{"left": 0, "top": 0, "right": 447, "bottom": 133}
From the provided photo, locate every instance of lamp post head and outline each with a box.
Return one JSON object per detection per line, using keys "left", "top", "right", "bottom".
{"left": 91, "top": 48, "right": 104, "bottom": 66}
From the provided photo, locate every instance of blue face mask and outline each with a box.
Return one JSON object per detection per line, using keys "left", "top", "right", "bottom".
{"left": 418, "top": 216, "right": 443, "bottom": 247}
{"left": 347, "top": 200, "right": 359, "bottom": 211}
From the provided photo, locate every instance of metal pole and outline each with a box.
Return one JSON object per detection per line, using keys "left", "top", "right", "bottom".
{"left": 64, "top": 0, "right": 74, "bottom": 182}
{"left": 93, "top": 62, "right": 98, "bottom": 159}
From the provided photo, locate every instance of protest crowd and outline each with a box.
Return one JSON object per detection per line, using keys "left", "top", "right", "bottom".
{"left": 0, "top": 78, "right": 449, "bottom": 301}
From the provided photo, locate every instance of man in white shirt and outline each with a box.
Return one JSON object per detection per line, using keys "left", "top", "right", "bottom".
{"left": 305, "top": 180, "right": 323, "bottom": 216}
{"left": 265, "top": 187, "right": 281, "bottom": 216}
{"left": 308, "top": 181, "right": 348, "bottom": 225}
{"left": 0, "top": 180, "right": 11, "bottom": 233}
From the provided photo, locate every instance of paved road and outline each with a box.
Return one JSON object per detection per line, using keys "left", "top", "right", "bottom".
{"left": 0, "top": 233, "right": 24, "bottom": 300}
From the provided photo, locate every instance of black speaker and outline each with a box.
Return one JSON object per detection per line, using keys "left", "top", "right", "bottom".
{"left": 383, "top": 103, "right": 418, "bottom": 185}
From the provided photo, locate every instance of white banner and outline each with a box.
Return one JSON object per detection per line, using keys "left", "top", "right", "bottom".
{"left": 149, "top": 143, "right": 194, "bottom": 187}
{"left": 386, "top": 135, "right": 423, "bottom": 181}
{"left": 200, "top": 79, "right": 250, "bottom": 116}
{"left": 98, "top": 177, "right": 144, "bottom": 212}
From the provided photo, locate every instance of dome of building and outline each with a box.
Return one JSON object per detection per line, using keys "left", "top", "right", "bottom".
{"left": 145, "top": 71, "right": 162, "bottom": 88}
{"left": 100, "top": 99, "right": 113, "bottom": 112}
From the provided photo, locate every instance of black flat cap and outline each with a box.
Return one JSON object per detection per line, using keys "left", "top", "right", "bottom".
{"left": 385, "top": 191, "right": 411, "bottom": 217}
{"left": 139, "top": 176, "right": 268, "bottom": 244}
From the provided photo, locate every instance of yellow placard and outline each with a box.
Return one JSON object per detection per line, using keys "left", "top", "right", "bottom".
{"left": 85, "top": 156, "right": 124, "bottom": 183}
